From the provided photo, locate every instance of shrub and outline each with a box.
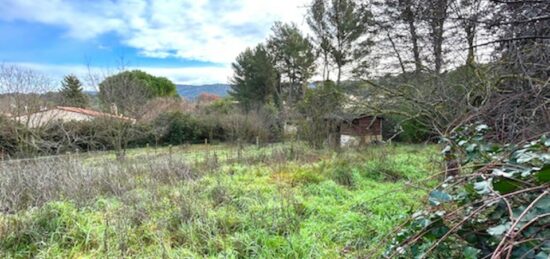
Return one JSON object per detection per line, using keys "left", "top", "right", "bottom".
{"left": 384, "top": 125, "right": 550, "bottom": 258}
{"left": 330, "top": 159, "right": 356, "bottom": 187}
{"left": 0, "top": 116, "right": 18, "bottom": 157}
{"left": 220, "top": 112, "right": 271, "bottom": 144}
{"left": 154, "top": 112, "right": 205, "bottom": 145}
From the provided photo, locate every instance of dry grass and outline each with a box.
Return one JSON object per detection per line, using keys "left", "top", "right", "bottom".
{"left": 0, "top": 155, "right": 197, "bottom": 213}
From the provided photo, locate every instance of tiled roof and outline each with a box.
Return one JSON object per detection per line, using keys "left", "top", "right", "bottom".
{"left": 56, "top": 106, "right": 135, "bottom": 122}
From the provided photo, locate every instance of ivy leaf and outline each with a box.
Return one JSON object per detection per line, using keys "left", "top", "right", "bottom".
{"left": 487, "top": 222, "right": 511, "bottom": 237}
{"left": 492, "top": 168, "right": 514, "bottom": 177}
{"left": 535, "top": 252, "right": 548, "bottom": 259}
{"left": 474, "top": 181, "right": 491, "bottom": 195}
{"left": 535, "top": 165, "right": 550, "bottom": 183}
{"left": 429, "top": 191, "right": 452, "bottom": 206}
{"left": 493, "top": 178, "right": 521, "bottom": 194}
{"left": 517, "top": 152, "right": 535, "bottom": 164}
{"left": 475, "top": 124, "right": 488, "bottom": 132}
{"left": 466, "top": 144, "right": 478, "bottom": 152}
{"left": 535, "top": 196, "right": 550, "bottom": 211}
{"left": 464, "top": 247, "right": 480, "bottom": 259}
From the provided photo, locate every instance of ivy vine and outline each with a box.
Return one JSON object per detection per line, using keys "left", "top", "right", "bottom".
{"left": 385, "top": 124, "right": 549, "bottom": 258}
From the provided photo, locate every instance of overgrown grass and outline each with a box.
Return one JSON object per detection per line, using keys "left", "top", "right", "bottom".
{"left": 0, "top": 143, "right": 439, "bottom": 258}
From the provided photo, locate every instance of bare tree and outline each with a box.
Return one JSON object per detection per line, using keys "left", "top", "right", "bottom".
{"left": 0, "top": 64, "right": 56, "bottom": 156}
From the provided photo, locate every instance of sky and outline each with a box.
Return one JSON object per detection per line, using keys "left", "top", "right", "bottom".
{"left": 0, "top": 0, "right": 311, "bottom": 87}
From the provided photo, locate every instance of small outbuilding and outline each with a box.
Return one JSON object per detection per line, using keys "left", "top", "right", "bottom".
{"left": 326, "top": 113, "right": 383, "bottom": 147}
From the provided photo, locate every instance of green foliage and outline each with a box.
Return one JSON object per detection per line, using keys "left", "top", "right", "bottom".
{"left": 59, "top": 74, "right": 89, "bottom": 108}
{"left": 0, "top": 144, "right": 435, "bottom": 258}
{"left": 102, "top": 70, "right": 177, "bottom": 98}
{"left": 155, "top": 112, "right": 204, "bottom": 145}
{"left": 230, "top": 44, "right": 279, "bottom": 111}
{"left": 0, "top": 116, "right": 17, "bottom": 157}
{"left": 398, "top": 117, "right": 432, "bottom": 143}
{"left": 386, "top": 125, "right": 550, "bottom": 258}
{"left": 267, "top": 22, "right": 316, "bottom": 104}
{"left": 307, "top": 0, "right": 373, "bottom": 83}
{"left": 203, "top": 97, "right": 236, "bottom": 115}
{"left": 329, "top": 159, "right": 357, "bottom": 187}
{"left": 98, "top": 70, "right": 177, "bottom": 116}
{"left": 127, "top": 70, "right": 178, "bottom": 97}
{"left": 298, "top": 80, "right": 345, "bottom": 148}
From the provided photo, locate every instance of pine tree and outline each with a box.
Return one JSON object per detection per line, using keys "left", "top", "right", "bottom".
{"left": 229, "top": 44, "right": 279, "bottom": 112}
{"left": 307, "top": 0, "right": 373, "bottom": 85}
{"left": 267, "top": 22, "right": 316, "bottom": 104}
{"left": 60, "top": 75, "right": 89, "bottom": 108}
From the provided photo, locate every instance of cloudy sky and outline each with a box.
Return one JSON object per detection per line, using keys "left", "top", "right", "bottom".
{"left": 0, "top": 0, "right": 311, "bottom": 87}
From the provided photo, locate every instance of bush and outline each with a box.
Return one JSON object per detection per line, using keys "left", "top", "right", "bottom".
{"left": 0, "top": 116, "right": 18, "bottom": 157}
{"left": 154, "top": 112, "right": 205, "bottom": 145}
{"left": 330, "top": 159, "right": 356, "bottom": 187}
{"left": 385, "top": 125, "right": 550, "bottom": 258}
{"left": 220, "top": 111, "right": 272, "bottom": 144}
{"left": 382, "top": 115, "right": 433, "bottom": 143}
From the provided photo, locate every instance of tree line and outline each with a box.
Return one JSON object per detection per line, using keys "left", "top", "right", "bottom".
{"left": 229, "top": 0, "right": 549, "bottom": 144}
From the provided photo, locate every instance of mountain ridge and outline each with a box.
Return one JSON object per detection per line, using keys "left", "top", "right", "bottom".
{"left": 176, "top": 84, "right": 230, "bottom": 100}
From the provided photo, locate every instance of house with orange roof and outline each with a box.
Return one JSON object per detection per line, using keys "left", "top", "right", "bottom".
{"left": 12, "top": 106, "right": 135, "bottom": 128}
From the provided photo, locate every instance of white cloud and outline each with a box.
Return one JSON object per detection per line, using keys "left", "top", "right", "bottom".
{"left": 0, "top": 0, "right": 311, "bottom": 64}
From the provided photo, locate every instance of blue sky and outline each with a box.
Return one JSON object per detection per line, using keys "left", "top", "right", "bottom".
{"left": 0, "top": 0, "right": 309, "bottom": 87}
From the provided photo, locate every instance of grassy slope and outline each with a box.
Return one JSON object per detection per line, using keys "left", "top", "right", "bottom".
{"left": 0, "top": 144, "right": 439, "bottom": 258}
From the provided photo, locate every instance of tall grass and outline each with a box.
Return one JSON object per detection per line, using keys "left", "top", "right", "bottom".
{"left": 0, "top": 143, "right": 439, "bottom": 258}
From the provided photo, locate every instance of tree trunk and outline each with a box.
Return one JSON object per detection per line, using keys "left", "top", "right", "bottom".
{"left": 337, "top": 65, "right": 342, "bottom": 86}
{"left": 430, "top": 0, "right": 448, "bottom": 75}
{"left": 465, "top": 24, "right": 476, "bottom": 66}
{"left": 403, "top": 3, "right": 422, "bottom": 74}
{"left": 387, "top": 32, "right": 407, "bottom": 74}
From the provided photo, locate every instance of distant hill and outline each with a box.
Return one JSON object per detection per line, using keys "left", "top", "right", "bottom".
{"left": 176, "top": 84, "right": 230, "bottom": 100}
{"left": 84, "top": 84, "right": 231, "bottom": 100}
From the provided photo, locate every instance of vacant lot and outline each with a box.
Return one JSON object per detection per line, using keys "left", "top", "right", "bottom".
{"left": 0, "top": 143, "right": 439, "bottom": 258}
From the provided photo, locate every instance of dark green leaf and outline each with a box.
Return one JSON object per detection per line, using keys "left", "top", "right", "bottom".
{"left": 464, "top": 246, "right": 480, "bottom": 259}
{"left": 535, "top": 165, "right": 550, "bottom": 183}
{"left": 493, "top": 178, "right": 522, "bottom": 194}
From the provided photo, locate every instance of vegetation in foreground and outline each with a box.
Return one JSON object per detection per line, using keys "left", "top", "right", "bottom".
{"left": 0, "top": 143, "right": 438, "bottom": 258}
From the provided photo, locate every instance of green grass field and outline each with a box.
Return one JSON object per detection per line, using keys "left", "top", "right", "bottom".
{"left": 0, "top": 143, "right": 440, "bottom": 258}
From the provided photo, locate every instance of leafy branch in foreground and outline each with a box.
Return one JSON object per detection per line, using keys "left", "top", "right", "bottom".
{"left": 384, "top": 124, "right": 549, "bottom": 258}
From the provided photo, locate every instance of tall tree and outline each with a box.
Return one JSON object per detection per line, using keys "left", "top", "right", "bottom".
{"left": 452, "top": 0, "right": 483, "bottom": 66}
{"left": 60, "top": 75, "right": 88, "bottom": 108}
{"left": 308, "top": 0, "right": 332, "bottom": 80}
{"left": 230, "top": 44, "right": 279, "bottom": 111}
{"left": 308, "top": 0, "right": 372, "bottom": 85}
{"left": 426, "top": 0, "right": 450, "bottom": 75}
{"left": 99, "top": 72, "right": 153, "bottom": 118}
{"left": 480, "top": 0, "right": 550, "bottom": 142}
{"left": 267, "top": 22, "right": 317, "bottom": 104}
{"left": 400, "top": 0, "right": 423, "bottom": 74}
{"left": 98, "top": 70, "right": 178, "bottom": 117}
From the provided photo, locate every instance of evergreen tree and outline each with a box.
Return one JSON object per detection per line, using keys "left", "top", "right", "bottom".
{"left": 60, "top": 74, "right": 89, "bottom": 108}
{"left": 267, "top": 22, "right": 317, "bottom": 104}
{"left": 230, "top": 44, "right": 279, "bottom": 111}
{"left": 307, "top": 0, "right": 373, "bottom": 85}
